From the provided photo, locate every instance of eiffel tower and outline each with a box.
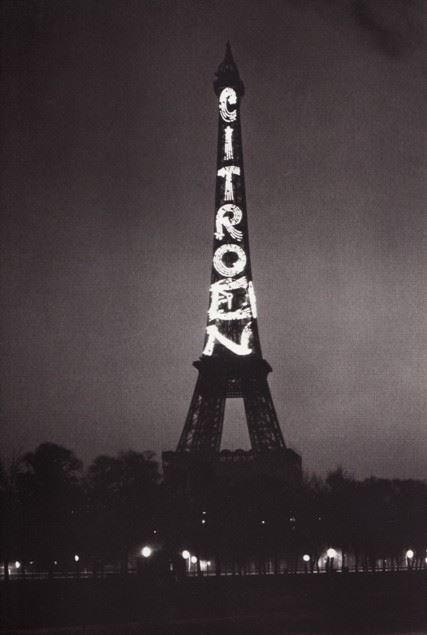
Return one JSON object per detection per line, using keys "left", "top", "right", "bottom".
{"left": 163, "top": 44, "right": 301, "bottom": 484}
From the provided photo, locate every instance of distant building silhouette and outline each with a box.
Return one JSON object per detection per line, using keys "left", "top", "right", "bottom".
{"left": 163, "top": 44, "right": 301, "bottom": 487}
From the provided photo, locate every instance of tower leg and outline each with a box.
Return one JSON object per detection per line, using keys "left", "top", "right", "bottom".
{"left": 243, "top": 377, "right": 286, "bottom": 452}
{"left": 177, "top": 375, "right": 226, "bottom": 452}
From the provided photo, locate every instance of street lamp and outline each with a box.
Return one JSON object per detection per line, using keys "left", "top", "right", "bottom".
{"left": 302, "top": 553, "right": 310, "bottom": 574}
{"left": 326, "top": 548, "right": 337, "bottom": 572}
{"left": 141, "top": 546, "right": 152, "bottom": 558}
{"left": 406, "top": 549, "right": 414, "bottom": 570}
{"left": 181, "top": 550, "right": 191, "bottom": 574}
{"left": 15, "top": 561, "right": 21, "bottom": 569}
{"left": 190, "top": 555, "right": 198, "bottom": 574}
{"left": 74, "top": 554, "right": 80, "bottom": 579}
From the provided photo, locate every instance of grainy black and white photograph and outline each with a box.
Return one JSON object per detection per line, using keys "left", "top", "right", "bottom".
{"left": 0, "top": 1, "right": 426, "bottom": 633}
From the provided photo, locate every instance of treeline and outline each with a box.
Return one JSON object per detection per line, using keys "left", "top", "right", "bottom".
{"left": 1, "top": 442, "right": 427, "bottom": 576}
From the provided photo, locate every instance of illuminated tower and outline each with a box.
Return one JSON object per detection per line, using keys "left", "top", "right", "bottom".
{"left": 164, "top": 44, "right": 301, "bottom": 482}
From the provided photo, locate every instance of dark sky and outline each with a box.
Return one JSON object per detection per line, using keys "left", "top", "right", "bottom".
{"left": 1, "top": 0, "right": 426, "bottom": 479}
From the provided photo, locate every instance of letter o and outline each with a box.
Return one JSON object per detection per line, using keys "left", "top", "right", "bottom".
{"left": 213, "top": 244, "right": 247, "bottom": 277}
{"left": 219, "top": 87, "right": 237, "bottom": 123}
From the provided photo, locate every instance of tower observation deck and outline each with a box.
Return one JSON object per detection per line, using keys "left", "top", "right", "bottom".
{"left": 163, "top": 45, "right": 301, "bottom": 485}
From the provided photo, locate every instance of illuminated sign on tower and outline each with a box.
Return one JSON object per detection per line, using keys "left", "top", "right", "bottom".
{"left": 202, "top": 51, "right": 261, "bottom": 360}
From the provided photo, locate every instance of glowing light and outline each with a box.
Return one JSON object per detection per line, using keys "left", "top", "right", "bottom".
{"left": 261, "top": 520, "right": 266, "bottom": 525}
{"left": 219, "top": 87, "right": 237, "bottom": 123}
{"left": 15, "top": 561, "right": 21, "bottom": 569}
{"left": 217, "top": 166, "right": 240, "bottom": 201}
{"left": 213, "top": 244, "right": 246, "bottom": 278}
{"left": 141, "top": 546, "right": 152, "bottom": 558}
{"left": 248, "top": 281, "right": 257, "bottom": 318}
{"left": 326, "top": 548, "right": 337, "bottom": 559}
{"left": 224, "top": 126, "right": 234, "bottom": 160}
{"left": 203, "top": 322, "right": 253, "bottom": 356}
{"left": 303, "top": 554, "right": 310, "bottom": 563}
{"left": 201, "top": 519, "right": 206, "bottom": 525}
{"left": 208, "top": 276, "right": 252, "bottom": 321}
{"left": 74, "top": 554, "right": 80, "bottom": 563}
{"left": 54, "top": 561, "right": 58, "bottom": 566}
{"left": 215, "top": 204, "right": 243, "bottom": 242}
{"left": 190, "top": 556, "right": 198, "bottom": 564}
{"left": 406, "top": 549, "right": 414, "bottom": 559}
{"left": 182, "top": 550, "right": 190, "bottom": 560}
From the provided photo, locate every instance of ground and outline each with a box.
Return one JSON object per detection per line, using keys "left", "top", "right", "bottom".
{"left": 1, "top": 572, "right": 427, "bottom": 634}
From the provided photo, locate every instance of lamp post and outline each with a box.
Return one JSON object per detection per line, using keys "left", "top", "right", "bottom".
{"left": 190, "top": 555, "right": 198, "bottom": 575}
{"left": 406, "top": 549, "right": 414, "bottom": 570}
{"left": 182, "top": 550, "right": 191, "bottom": 574}
{"left": 326, "top": 548, "right": 337, "bottom": 572}
{"left": 302, "top": 554, "right": 310, "bottom": 574}
{"left": 74, "top": 554, "right": 80, "bottom": 579}
{"left": 137, "top": 545, "right": 153, "bottom": 577}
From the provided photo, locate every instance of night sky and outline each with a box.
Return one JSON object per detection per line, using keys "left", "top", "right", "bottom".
{"left": 1, "top": 0, "right": 426, "bottom": 479}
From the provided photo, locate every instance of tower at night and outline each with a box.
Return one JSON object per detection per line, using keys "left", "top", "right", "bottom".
{"left": 163, "top": 45, "right": 301, "bottom": 484}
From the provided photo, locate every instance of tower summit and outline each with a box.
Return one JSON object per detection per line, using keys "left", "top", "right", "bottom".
{"left": 164, "top": 46, "right": 301, "bottom": 483}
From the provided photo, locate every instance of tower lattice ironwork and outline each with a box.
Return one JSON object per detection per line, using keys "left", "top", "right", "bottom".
{"left": 175, "top": 44, "right": 296, "bottom": 461}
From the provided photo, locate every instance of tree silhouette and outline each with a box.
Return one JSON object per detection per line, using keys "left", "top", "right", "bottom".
{"left": 15, "top": 443, "right": 83, "bottom": 570}
{"left": 0, "top": 457, "right": 22, "bottom": 580}
{"left": 84, "top": 451, "right": 160, "bottom": 572}
{"left": 3, "top": 443, "right": 427, "bottom": 576}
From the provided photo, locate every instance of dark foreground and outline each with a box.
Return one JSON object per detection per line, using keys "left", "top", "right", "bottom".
{"left": 1, "top": 572, "right": 427, "bottom": 634}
